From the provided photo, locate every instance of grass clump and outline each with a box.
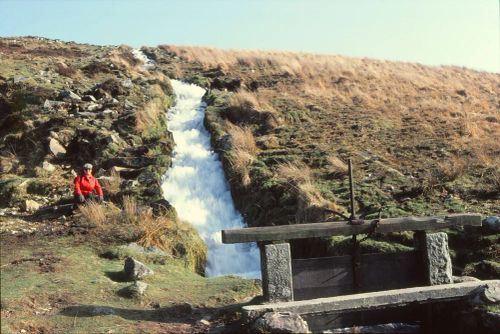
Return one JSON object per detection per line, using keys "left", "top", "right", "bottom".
{"left": 81, "top": 196, "right": 208, "bottom": 274}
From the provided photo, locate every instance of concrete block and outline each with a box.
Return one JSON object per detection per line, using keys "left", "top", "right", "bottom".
{"left": 261, "top": 242, "right": 294, "bottom": 302}
{"left": 415, "top": 232, "right": 453, "bottom": 285}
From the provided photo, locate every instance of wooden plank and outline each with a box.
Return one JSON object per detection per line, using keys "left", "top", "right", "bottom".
{"left": 243, "top": 279, "right": 500, "bottom": 318}
{"left": 222, "top": 213, "right": 481, "bottom": 244}
{"left": 292, "top": 252, "right": 423, "bottom": 300}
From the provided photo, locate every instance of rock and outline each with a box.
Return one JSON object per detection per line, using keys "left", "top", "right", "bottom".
{"left": 198, "top": 319, "right": 210, "bottom": 326}
{"left": 121, "top": 78, "right": 133, "bottom": 88}
{"left": 484, "top": 216, "right": 500, "bottom": 232}
{"left": 58, "top": 89, "right": 81, "bottom": 101}
{"left": 43, "top": 99, "right": 66, "bottom": 110}
{"left": 42, "top": 161, "right": 56, "bottom": 172}
{"left": 469, "top": 282, "right": 500, "bottom": 305}
{"left": 49, "top": 138, "right": 66, "bottom": 157}
{"left": 82, "top": 95, "right": 97, "bottom": 102}
{"left": 124, "top": 257, "right": 154, "bottom": 280}
{"left": 453, "top": 276, "right": 480, "bottom": 283}
{"left": 22, "top": 199, "right": 41, "bottom": 213}
{"left": 13, "top": 76, "right": 27, "bottom": 83}
{"left": 86, "top": 102, "right": 101, "bottom": 112}
{"left": 253, "top": 312, "right": 310, "bottom": 334}
{"left": 120, "top": 281, "right": 148, "bottom": 298}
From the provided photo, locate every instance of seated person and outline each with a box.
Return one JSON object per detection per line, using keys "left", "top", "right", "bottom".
{"left": 74, "top": 163, "right": 104, "bottom": 204}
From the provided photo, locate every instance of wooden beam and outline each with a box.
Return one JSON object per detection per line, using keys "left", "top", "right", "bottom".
{"left": 243, "top": 280, "right": 500, "bottom": 319}
{"left": 222, "top": 214, "right": 481, "bottom": 244}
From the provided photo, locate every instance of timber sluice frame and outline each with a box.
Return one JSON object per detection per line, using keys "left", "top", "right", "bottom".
{"left": 222, "top": 213, "right": 482, "bottom": 303}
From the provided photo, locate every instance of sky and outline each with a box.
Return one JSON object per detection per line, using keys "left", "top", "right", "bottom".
{"left": 1, "top": 0, "right": 498, "bottom": 72}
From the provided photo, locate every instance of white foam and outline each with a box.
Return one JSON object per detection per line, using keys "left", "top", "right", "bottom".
{"left": 161, "top": 80, "right": 261, "bottom": 278}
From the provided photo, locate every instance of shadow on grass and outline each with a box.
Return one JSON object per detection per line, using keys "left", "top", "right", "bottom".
{"left": 59, "top": 303, "right": 210, "bottom": 324}
{"left": 104, "top": 270, "right": 132, "bottom": 282}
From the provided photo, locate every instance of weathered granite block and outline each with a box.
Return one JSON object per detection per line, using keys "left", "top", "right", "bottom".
{"left": 261, "top": 243, "right": 294, "bottom": 302}
{"left": 414, "top": 232, "right": 452, "bottom": 285}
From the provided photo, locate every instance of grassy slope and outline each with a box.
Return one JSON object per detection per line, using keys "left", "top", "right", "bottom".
{"left": 0, "top": 235, "right": 260, "bottom": 334}
{"left": 0, "top": 38, "right": 261, "bottom": 334}
{"left": 149, "top": 45, "right": 499, "bottom": 270}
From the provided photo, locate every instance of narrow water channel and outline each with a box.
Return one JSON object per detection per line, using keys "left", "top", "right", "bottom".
{"left": 161, "top": 80, "right": 261, "bottom": 277}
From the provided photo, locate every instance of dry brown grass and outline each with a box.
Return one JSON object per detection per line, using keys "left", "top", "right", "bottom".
{"left": 277, "top": 161, "right": 312, "bottom": 186}
{"left": 135, "top": 98, "right": 164, "bottom": 132}
{"left": 326, "top": 155, "right": 348, "bottom": 176}
{"left": 78, "top": 201, "right": 107, "bottom": 226}
{"left": 224, "top": 122, "right": 258, "bottom": 187}
{"left": 225, "top": 122, "right": 257, "bottom": 156}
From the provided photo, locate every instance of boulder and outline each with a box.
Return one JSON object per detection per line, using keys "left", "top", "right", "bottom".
{"left": 484, "top": 216, "right": 500, "bottom": 232}
{"left": 119, "top": 281, "right": 148, "bottom": 298}
{"left": 22, "top": 199, "right": 41, "bottom": 212}
{"left": 58, "top": 89, "right": 81, "bottom": 101}
{"left": 43, "top": 99, "right": 66, "bottom": 110}
{"left": 124, "top": 257, "right": 154, "bottom": 280}
{"left": 49, "top": 138, "right": 66, "bottom": 157}
{"left": 82, "top": 95, "right": 97, "bottom": 102}
{"left": 453, "top": 276, "right": 480, "bottom": 283}
{"left": 252, "top": 312, "right": 310, "bottom": 334}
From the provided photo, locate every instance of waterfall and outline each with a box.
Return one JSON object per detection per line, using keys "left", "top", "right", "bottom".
{"left": 161, "top": 80, "right": 261, "bottom": 278}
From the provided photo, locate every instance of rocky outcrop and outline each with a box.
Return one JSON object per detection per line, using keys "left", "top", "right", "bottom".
{"left": 124, "top": 257, "right": 154, "bottom": 280}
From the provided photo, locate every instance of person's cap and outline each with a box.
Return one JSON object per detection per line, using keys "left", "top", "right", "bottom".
{"left": 83, "top": 163, "right": 93, "bottom": 169}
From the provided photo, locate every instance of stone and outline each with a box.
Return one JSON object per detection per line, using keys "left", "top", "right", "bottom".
{"left": 86, "top": 102, "right": 101, "bottom": 112}
{"left": 124, "top": 257, "right": 154, "bottom": 280}
{"left": 22, "top": 199, "right": 41, "bottom": 212}
{"left": 58, "top": 89, "right": 81, "bottom": 101}
{"left": 470, "top": 281, "right": 500, "bottom": 305}
{"left": 120, "top": 281, "right": 148, "bottom": 298}
{"left": 484, "top": 216, "right": 500, "bottom": 232}
{"left": 121, "top": 78, "right": 133, "bottom": 88}
{"left": 453, "top": 276, "right": 480, "bottom": 283}
{"left": 82, "top": 95, "right": 97, "bottom": 102}
{"left": 261, "top": 243, "right": 294, "bottom": 302}
{"left": 252, "top": 312, "right": 310, "bottom": 334}
{"left": 42, "top": 161, "right": 56, "bottom": 172}
{"left": 414, "top": 232, "right": 452, "bottom": 285}
{"left": 43, "top": 99, "right": 66, "bottom": 110}
{"left": 49, "top": 138, "right": 66, "bottom": 157}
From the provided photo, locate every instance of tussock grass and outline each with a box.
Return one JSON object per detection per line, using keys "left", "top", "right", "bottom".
{"left": 326, "top": 155, "right": 348, "bottom": 176}
{"left": 225, "top": 122, "right": 258, "bottom": 187}
{"left": 277, "top": 161, "right": 341, "bottom": 223}
{"left": 78, "top": 196, "right": 207, "bottom": 274}
{"left": 78, "top": 201, "right": 108, "bottom": 227}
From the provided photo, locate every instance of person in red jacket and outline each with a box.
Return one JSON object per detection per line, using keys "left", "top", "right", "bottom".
{"left": 74, "top": 163, "right": 104, "bottom": 204}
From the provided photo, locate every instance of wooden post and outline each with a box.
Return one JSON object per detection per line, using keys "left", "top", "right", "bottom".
{"left": 260, "top": 242, "right": 294, "bottom": 302}
{"left": 414, "top": 231, "right": 453, "bottom": 285}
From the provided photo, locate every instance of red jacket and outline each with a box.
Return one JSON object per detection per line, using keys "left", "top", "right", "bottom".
{"left": 74, "top": 174, "right": 103, "bottom": 197}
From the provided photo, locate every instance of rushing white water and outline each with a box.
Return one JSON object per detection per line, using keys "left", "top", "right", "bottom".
{"left": 161, "top": 80, "right": 261, "bottom": 278}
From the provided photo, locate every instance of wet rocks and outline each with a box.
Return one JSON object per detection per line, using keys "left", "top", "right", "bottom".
{"left": 252, "top": 311, "right": 310, "bottom": 334}
{"left": 124, "top": 256, "right": 154, "bottom": 280}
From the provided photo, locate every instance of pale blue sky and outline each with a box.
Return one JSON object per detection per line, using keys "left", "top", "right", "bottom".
{"left": 1, "top": 0, "right": 498, "bottom": 72}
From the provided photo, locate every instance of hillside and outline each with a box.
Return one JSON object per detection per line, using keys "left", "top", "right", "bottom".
{"left": 143, "top": 45, "right": 499, "bottom": 265}
{"left": 0, "top": 37, "right": 498, "bottom": 333}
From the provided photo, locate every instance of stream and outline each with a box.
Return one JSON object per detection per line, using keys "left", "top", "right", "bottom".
{"left": 161, "top": 80, "right": 261, "bottom": 278}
